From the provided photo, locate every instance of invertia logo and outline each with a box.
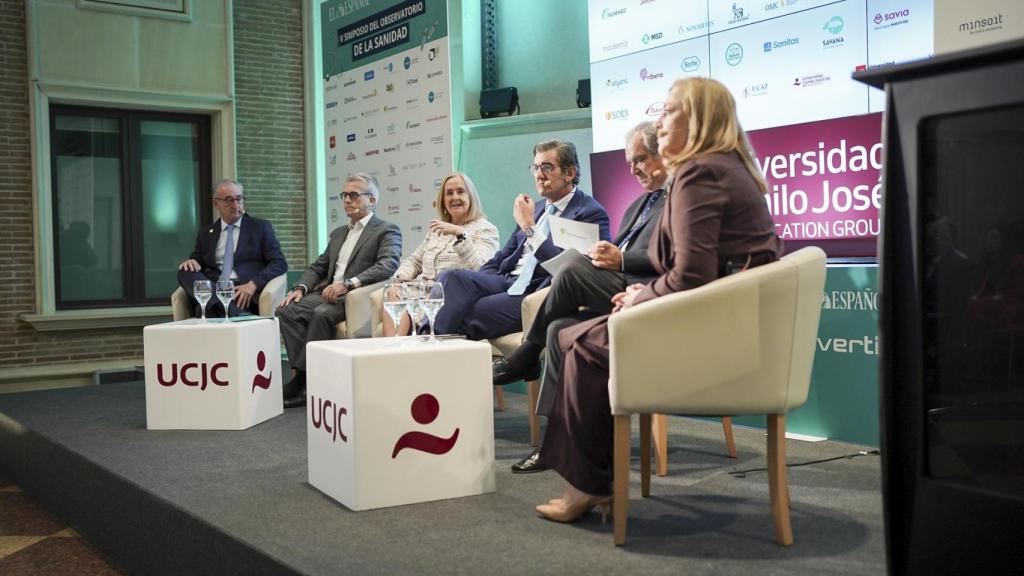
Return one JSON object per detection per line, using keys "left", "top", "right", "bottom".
{"left": 645, "top": 102, "right": 664, "bottom": 116}
{"left": 310, "top": 395, "right": 348, "bottom": 443}
{"left": 157, "top": 362, "right": 228, "bottom": 390}
{"left": 817, "top": 335, "right": 878, "bottom": 355}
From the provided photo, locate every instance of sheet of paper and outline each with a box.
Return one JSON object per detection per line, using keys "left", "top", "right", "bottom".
{"left": 548, "top": 215, "right": 598, "bottom": 253}
{"left": 540, "top": 248, "right": 584, "bottom": 276}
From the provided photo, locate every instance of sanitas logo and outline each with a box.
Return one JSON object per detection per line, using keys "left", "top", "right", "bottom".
{"left": 681, "top": 56, "right": 701, "bottom": 72}
{"left": 764, "top": 37, "right": 799, "bottom": 52}
{"left": 606, "top": 78, "right": 628, "bottom": 88}
{"left": 601, "top": 7, "right": 626, "bottom": 19}
{"left": 605, "top": 109, "right": 629, "bottom": 121}
{"left": 645, "top": 102, "right": 664, "bottom": 116}
{"left": 725, "top": 43, "right": 744, "bottom": 66}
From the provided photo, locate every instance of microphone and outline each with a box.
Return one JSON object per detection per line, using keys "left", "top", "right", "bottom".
{"left": 651, "top": 169, "right": 664, "bottom": 179}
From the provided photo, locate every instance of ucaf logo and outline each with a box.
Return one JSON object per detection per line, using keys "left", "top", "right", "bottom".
{"left": 725, "top": 42, "right": 744, "bottom": 66}
{"left": 681, "top": 55, "right": 701, "bottom": 72}
{"left": 743, "top": 83, "right": 768, "bottom": 98}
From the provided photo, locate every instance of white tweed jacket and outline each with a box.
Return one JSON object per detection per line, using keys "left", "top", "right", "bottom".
{"left": 393, "top": 218, "right": 500, "bottom": 281}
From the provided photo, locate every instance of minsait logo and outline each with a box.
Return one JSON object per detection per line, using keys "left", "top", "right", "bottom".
{"left": 959, "top": 13, "right": 1004, "bottom": 35}
{"left": 725, "top": 43, "right": 744, "bottom": 66}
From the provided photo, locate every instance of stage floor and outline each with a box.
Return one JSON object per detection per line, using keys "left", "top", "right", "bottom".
{"left": 0, "top": 383, "right": 885, "bottom": 575}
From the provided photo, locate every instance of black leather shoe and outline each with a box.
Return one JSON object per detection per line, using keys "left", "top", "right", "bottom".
{"left": 511, "top": 449, "right": 548, "bottom": 474}
{"left": 492, "top": 357, "right": 542, "bottom": 386}
{"left": 283, "top": 388, "right": 306, "bottom": 409}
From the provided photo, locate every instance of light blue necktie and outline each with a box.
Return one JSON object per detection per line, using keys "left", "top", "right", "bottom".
{"left": 219, "top": 224, "right": 236, "bottom": 281}
{"left": 507, "top": 204, "right": 557, "bottom": 296}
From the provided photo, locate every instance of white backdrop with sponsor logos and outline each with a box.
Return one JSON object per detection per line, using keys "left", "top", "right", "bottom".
{"left": 322, "top": 0, "right": 452, "bottom": 255}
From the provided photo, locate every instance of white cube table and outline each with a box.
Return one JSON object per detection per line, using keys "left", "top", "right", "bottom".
{"left": 143, "top": 317, "right": 283, "bottom": 430}
{"left": 306, "top": 337, "right": 495, "bottom": 511}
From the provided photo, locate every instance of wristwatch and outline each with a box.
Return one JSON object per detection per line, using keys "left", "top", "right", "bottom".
{"left": 522, "top": 225, "right": 535, "bottom": 238}
{"left": 343, "top": 279, "right": 355, "bottom": 291}
{"left": 455, "top": 232, "right": 468, "bottom": 243}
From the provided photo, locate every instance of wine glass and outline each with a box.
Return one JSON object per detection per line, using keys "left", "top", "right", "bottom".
{"left": 382, "top": 280, "right": 409, "bottom": 337}
{"left": 419, "top": 280, "right": 445, "bottom": 342}
{"left": 403, "top": 281, "right": 424, "bottom": 336}
{"left": 215, "top": 280, "right": 235, "bottom": 319}
{"left": 193, "top": 280, "right": 212, "bottom": 322}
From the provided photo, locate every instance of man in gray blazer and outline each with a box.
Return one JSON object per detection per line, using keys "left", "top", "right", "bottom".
{"left": 493, "top": 122, "right": 669, "bottom": 472}
{"left": 276, "top": 173, "right": 402, "bottom": 407}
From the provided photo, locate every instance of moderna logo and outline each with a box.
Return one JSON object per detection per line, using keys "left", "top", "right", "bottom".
{"left": 157, "top": 362, "right": 228, "bottom": 390}
{"left": 392, "top": 394, "right": 459, "bottom": 458}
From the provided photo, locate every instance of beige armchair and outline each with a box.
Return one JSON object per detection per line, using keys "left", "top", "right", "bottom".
{"left": 334, "top": 281, "right": 387, "bottom": 339}
{"left": 171, "top": 273, "right": 287, "bottom": 320}
{"left": 607, "top": 247, "right": 827, "bottom": 546}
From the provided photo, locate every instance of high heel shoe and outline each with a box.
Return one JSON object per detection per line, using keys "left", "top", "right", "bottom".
{"left": 535, "top": 494, "right": 612, "bottom": 523}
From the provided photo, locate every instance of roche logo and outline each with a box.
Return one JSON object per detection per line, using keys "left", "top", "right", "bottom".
{"left": 364, "top": 70, "right": 374, "bottom": 81}
{"left": 645, "top": 102, "right": 664, "bottom": 116}
{"left": 605, "top": 109, "right": 629, "bottom": 121}
{"left": 823, "top": 16, "right": 844, "bottom": 34}
{"left": 606, "top": 78, "right": 628, "bottom": 88}
{"left": 725, "top": 43, "right": 744, "bottom": 66}
{"left": 601, "top": 7, "right": 626, "bottom": 19}
{"left": 681, "top": 56, "right": 701, "bottom": 72}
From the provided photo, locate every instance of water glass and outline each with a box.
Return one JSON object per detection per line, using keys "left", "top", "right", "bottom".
{"left": 382, "top": 281, "right": 409, "bottom": 334}
{"left": 215, "top": 280, "right": 235, "bottom": 319}
{"left": 193, "top": 280, "right": 213, "bottom": 322}
{"left": 404, "top": 281, "right": 425, "bottom": 333}
{"left": 419, "top": 280, "right": 445, "bottom": 342}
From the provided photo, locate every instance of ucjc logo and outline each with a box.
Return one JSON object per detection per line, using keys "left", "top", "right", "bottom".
{"left": 392, "top": 394, "right": 459, "bottom": 459}
{"left": 252, "top": 350, "right": 272, "bottom": 393}
{"left": 157, "top": 361, "right": 228, "bottom": 390}
{"left": 311, "top": 395, "right": 348, "bottom": 443}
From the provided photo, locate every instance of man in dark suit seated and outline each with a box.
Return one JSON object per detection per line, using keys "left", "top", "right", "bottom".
{"left": 177, "top": 178, "right": 287, "bottom": 317}
{"left": 276, "top": 173, "right": 402, "bottom": 408}
{"left": 493, "top": 122, "right": 670, "bottom": 473}
{"left": 432, "top": 139, "right": 611, "bottom": 340}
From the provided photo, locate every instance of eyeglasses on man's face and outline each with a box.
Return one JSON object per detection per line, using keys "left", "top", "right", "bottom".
{"left": 528, "top": 162, "right": 558, "bottom": 175}
{"left": 215, "top": 195, "right": 244, "bottom": 205}
{"left": 341, "top": 191, "right": 372, "bottom": 201}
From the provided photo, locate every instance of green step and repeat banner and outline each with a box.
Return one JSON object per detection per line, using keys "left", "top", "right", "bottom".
{"left": 734, "top": 264, "right": 880, "bottom": 446}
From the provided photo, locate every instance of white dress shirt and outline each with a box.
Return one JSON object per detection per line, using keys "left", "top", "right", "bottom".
{"left": 332, "top": 212, "right": 374, "bottom": 285}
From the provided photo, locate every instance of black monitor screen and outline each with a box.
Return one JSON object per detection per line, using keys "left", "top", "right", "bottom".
{"left": 921, "top": 104, "right": 1024, "bottom": 499}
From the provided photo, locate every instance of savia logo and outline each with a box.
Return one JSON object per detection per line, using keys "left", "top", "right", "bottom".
{"left": 681, "top": 55, "right": 701, "bottom": 72}
{"left": 601, "top": 7, "right": 626, "bottom": 19}
{"left": 639, "top": 68, "right": 664, "bottom": 81}
{"left": 392, "top": 394, "right": 459, "bottom": 459}
{"left": 157, "top": 361, "right": 228, "bottom": 390}
{"left": 364, "top": 70, "right": 374, "bottom": 81}
{"left": 252, "top": 351, "right": 272, "bottom": 393}
{"left": 645, "top": 102, "right": 664, "bottom": 117}
{"left": 874, "top": 8, "right": 910, "bottom": 29}
{"left": 310, "top": 395, "right": 348, "bottom": 443}
{"left": 725, "top": 43, "right": 744, "bottom": 66}
{"left": 605, "top": 109, "right": 629, "bottom": 121}
{"left": 606, "top": 77, "right": 628, "bottom": 88}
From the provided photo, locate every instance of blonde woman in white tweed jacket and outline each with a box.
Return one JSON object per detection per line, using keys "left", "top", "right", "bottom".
{"left": 383, "top": 172, "right": 500, "bottom": 335}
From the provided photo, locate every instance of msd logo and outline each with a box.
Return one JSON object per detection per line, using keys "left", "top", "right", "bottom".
{"left": 157, "top": 361, "right": 228, "bottom": 390}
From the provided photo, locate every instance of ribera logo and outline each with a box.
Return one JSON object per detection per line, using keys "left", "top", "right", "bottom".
{"left": 639, "top": 68, "right": 664, "bottom": 81}
{"left": 310, "top": 395, "right": 348, "bottom": 443}
{"left": 601, "top": 6, "right": 626, "bottom": 19}
{"left": 645, "top": 102, "right": 664, "bottom": 116}
{"left": 606, "top": 77, "right": 628, "bottom": 88}
{"left": 157, "top": 361, "right": 228, "bottom": 390}
{"left": 681, "top": 55, "right": 701, "bottom": 72}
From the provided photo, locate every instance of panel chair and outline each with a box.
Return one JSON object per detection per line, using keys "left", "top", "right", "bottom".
{"left": 607, "top": 247, "right": 827, "bottom": 546}
{"left": 171, "top": 273, "right": 287, "bottom": 320}
{"left": 333, "top": 281, "right": 388, "bottom": 339}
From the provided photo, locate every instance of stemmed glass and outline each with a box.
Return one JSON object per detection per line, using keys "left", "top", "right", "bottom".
{"left": 215, "top": 280, "right": 235, "bottom": 320}
{"left": 418, "top": 280, "right": 445, "bottom": 342}
{"left": 193, "top": 280, "right": 213, "bottom": 322}
{"left": 403, "top": 281, "right": 425, "bottom": 336}
{"left": 382, "top": 280, "right": 409, "bottom": 337}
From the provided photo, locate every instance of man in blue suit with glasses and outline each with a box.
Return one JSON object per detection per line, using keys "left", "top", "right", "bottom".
{"left": 433, "top": 139, "right": 610, "bottom": 340}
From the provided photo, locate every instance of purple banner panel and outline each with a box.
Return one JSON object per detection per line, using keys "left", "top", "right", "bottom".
{"left": 748, "top": 112, "right": 883, "bottom": 244}
{"left": 590, "top": 112, "right": 883, "bottom": 258}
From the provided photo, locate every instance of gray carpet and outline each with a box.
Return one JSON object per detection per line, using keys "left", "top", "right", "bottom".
{"left": 0, "top": 382, "right": 885, "bottom": 575}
